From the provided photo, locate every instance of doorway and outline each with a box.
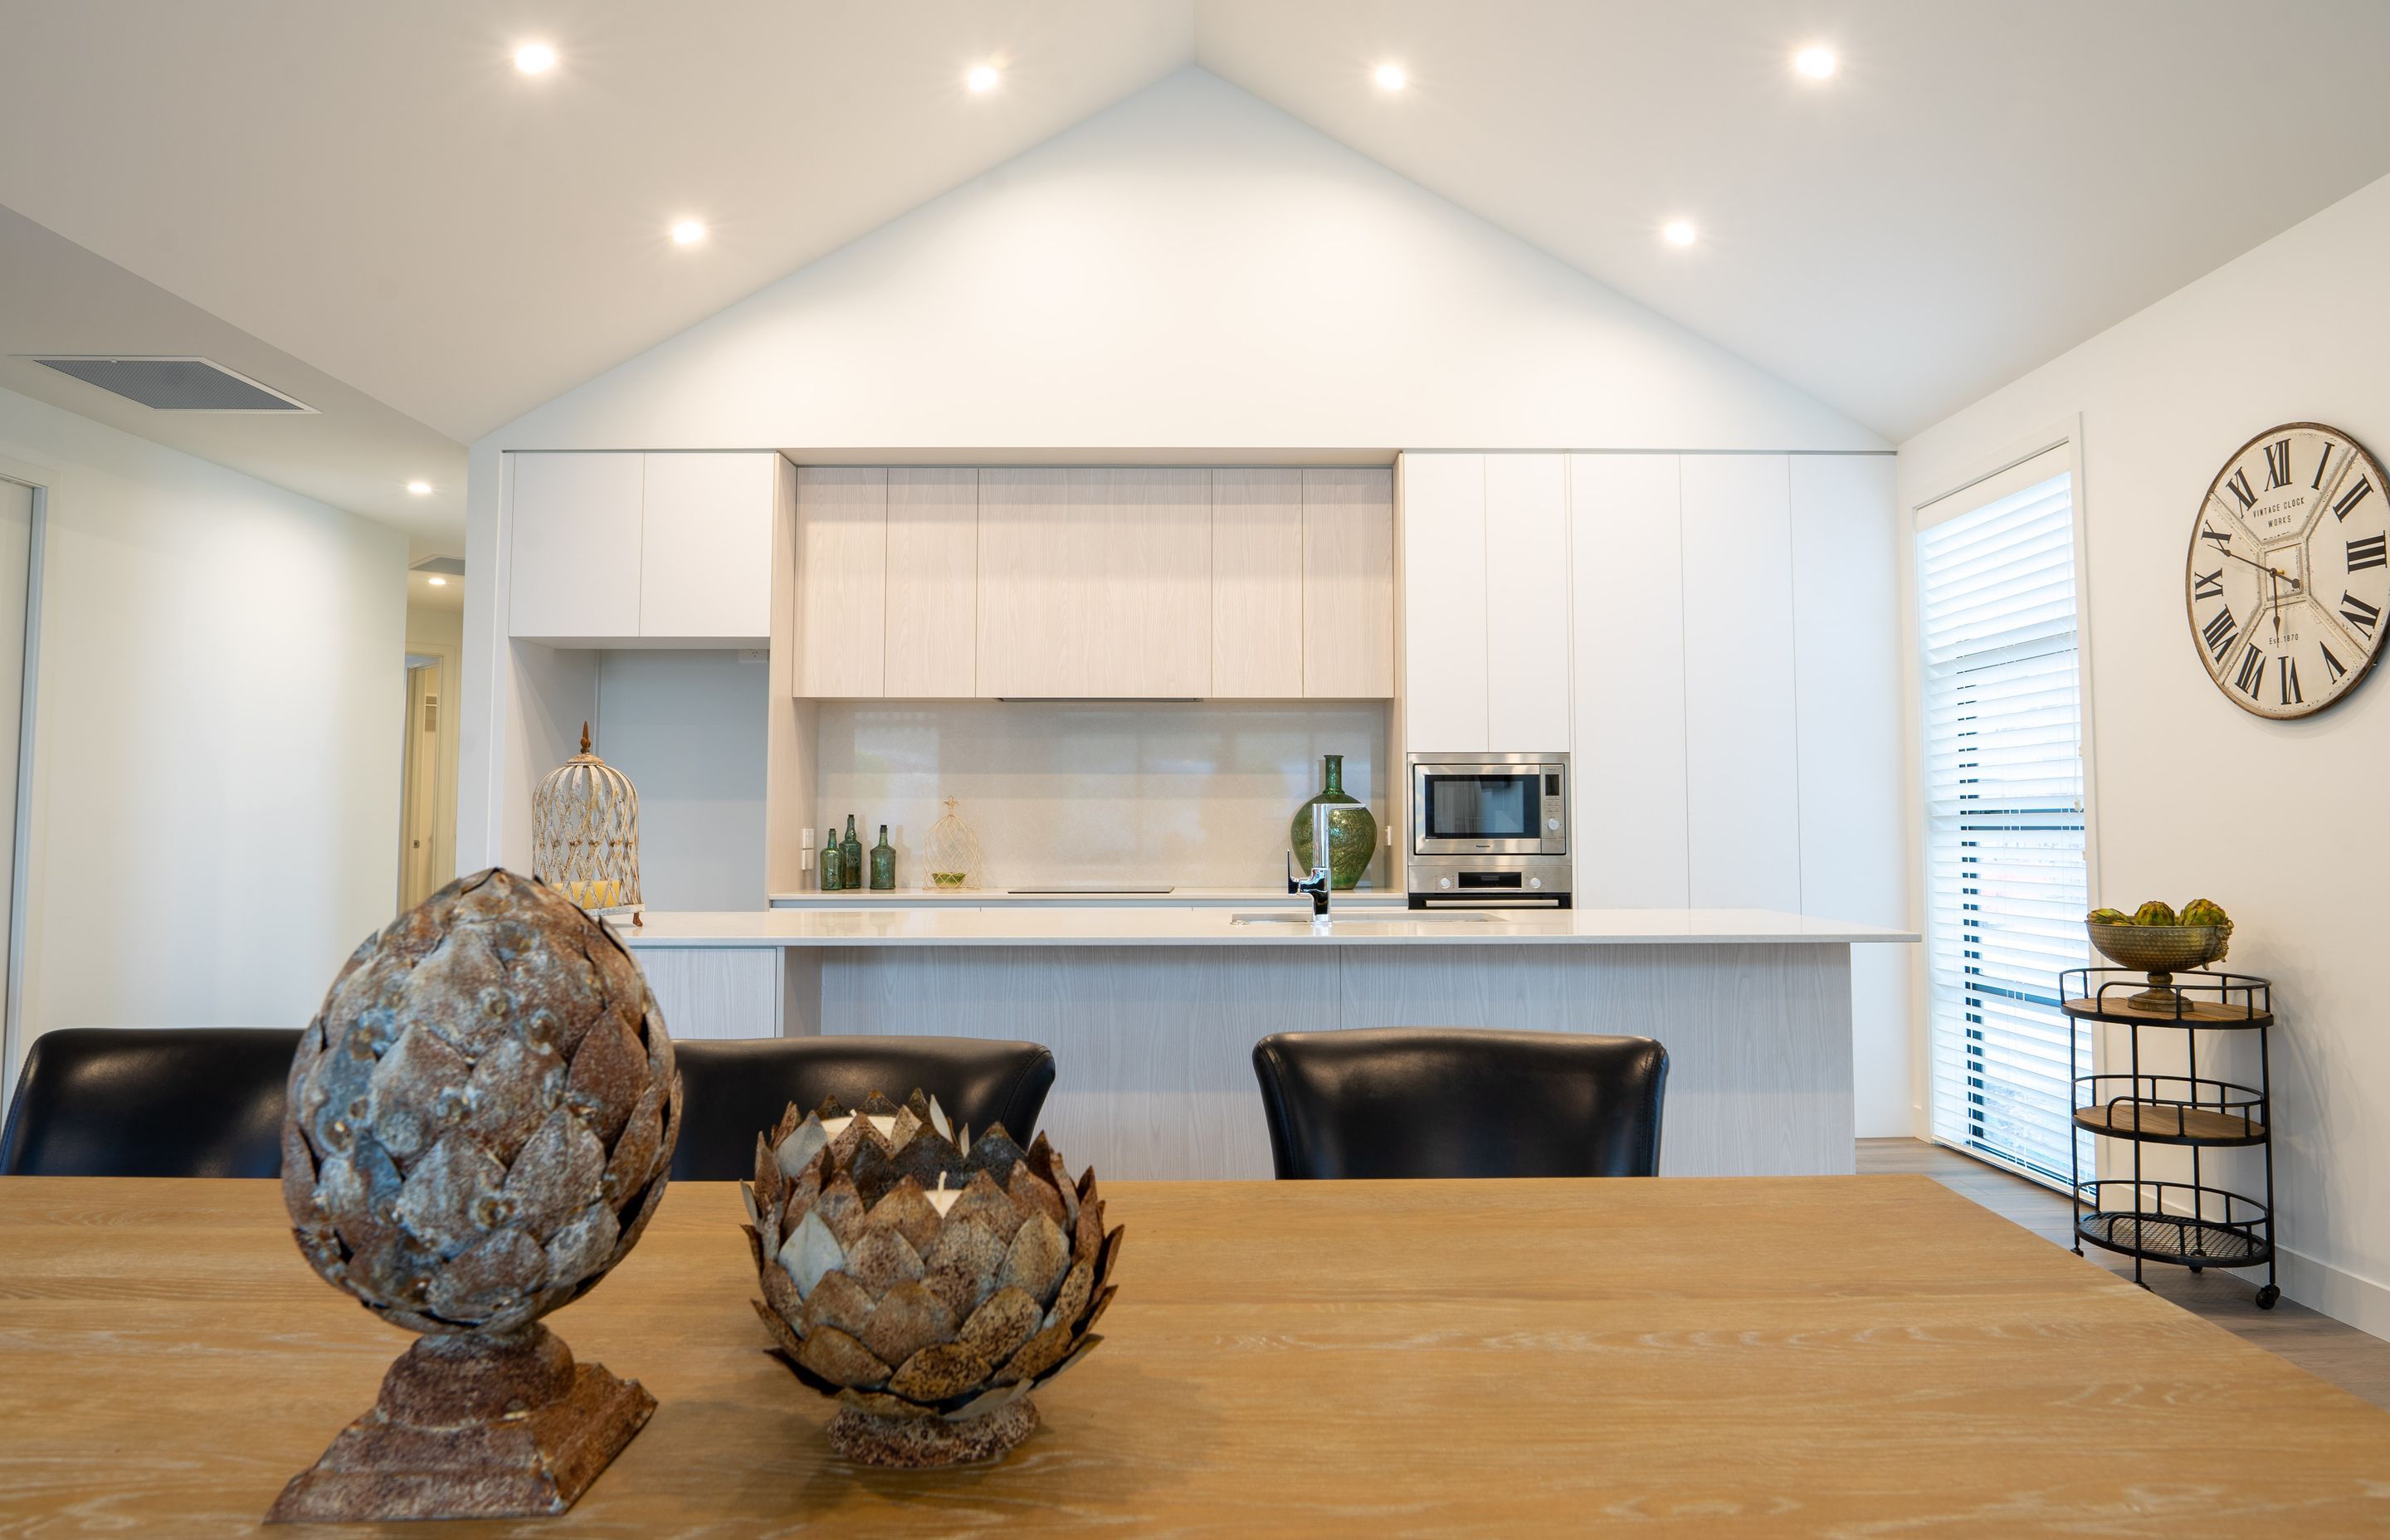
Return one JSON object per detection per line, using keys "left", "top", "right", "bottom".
{"left": 396, "top": 653, "right": 453, "bottom": 910}
{"left": 0, "top": 477, "right": 39, "bottom": 1106}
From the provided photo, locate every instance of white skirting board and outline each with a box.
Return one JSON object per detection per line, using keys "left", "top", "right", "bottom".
{"left": 812, "top": 942, "right": 1854, "bottom": 1180}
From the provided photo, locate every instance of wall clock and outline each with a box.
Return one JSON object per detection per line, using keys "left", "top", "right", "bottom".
{"left": 2186, "top": 422, "right": 2387, "bottom": 718}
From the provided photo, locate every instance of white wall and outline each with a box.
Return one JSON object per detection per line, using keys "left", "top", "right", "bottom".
{"left": 484, "top": 69, "right": 1882, "bottom": 459}
{"left": 462, "top": 66, "right": 1883, "bottom": 869}
{"left": 1897, "top": 171, "right": 2390, "bottom": 1331}
{"left": 812, "top": 700, "right": 1391, "bottom": 893}
{"left": 0, "top": 383, "right": 407, "bottom": 1073}
{"left": 593, "top": 650, "right": 767, "bottom": 910}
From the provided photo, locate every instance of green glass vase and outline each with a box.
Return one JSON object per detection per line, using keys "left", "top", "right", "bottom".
{"left": 1290, "top": 753, "right": 1378, "bottom": 890}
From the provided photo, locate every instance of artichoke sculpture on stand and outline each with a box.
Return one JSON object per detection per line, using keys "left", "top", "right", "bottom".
{"left": 271, "top": 869, "right": 680, "bottom": 1522}
{"left": 744, "top": 1091, "right": 1122, "bottom": 1466}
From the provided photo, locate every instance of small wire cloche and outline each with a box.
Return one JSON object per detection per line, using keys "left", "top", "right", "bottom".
{"left": 924, "top": 798, "right": 983, "bottom": 891}
{"left": 534, "top": 722, "right": 641, "bottom": 914}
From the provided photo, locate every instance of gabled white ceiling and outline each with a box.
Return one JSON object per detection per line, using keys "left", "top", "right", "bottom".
{"left": 1193, "top": 0, "right": 2390, "bottom": 442}
{"left": 3, "top": 0, "right": 2388, "bottom": 551}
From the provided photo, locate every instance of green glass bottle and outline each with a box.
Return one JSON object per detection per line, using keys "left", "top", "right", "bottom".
{"left": 818, "top": 827, "right": 842, "bottom": 892}
{"left": 870, "top": 825, "right": 896, "bottom": 890}
{"left": 1290, "top": 753, "right": 1378, "bottom": 890}
{"left": 840, "top": 816, "right": 863, "bottom": 890}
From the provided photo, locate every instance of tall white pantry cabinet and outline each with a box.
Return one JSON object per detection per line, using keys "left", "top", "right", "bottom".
{"left": 1397, "top": 450, "right": 1903, "bottom": 922}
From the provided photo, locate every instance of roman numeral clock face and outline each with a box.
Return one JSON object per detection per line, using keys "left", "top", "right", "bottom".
{"left": 2187, "top": 422, "right": 2388, "bottom": 718}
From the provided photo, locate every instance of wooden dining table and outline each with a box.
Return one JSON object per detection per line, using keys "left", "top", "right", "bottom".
{"left": 3, "top": 1172, "right": 2388, "bottom": 1536}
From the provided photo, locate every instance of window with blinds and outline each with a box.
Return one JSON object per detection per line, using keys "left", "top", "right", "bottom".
{"left": 1919, "top": 457, "right": 2090, "bottom": 1187}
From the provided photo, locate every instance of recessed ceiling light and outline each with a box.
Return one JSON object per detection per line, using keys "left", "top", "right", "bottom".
{"left": 427, "top": 576, "right": 448, "bottom": 587}
{"left": 671, "top": 219, "right": 706, "bottom": 246}
{"left": 1662, "top": 220, "right": 1698, "bottom": 248}
{"left": 1793, "top": 46, "right": 1836, "bottom": 80}
{"left": 406, "top": 480, "right": 432, "bottom": 495}
{"left": 513, "top": 42, "right": 557, "bottom": 75}
{"left": 967, "top": 64, "right": 1001, "bottom": 93}
{"left": 1373, "top": 63, "right": 1407, "bottom": 90}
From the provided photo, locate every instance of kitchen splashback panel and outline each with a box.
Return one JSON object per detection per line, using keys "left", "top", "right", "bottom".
{"left": 811, "top": 700, "right": 1390, "bottom": 890}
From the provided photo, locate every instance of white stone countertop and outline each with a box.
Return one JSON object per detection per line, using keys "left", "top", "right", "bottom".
{"left": 765, "top": 886, "right": 1408, "bottom": 906}
{"left": 611, "top": 906, "right": 1919, "bottom": 948}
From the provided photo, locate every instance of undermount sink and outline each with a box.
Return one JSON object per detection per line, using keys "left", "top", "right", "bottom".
{"left": 1228, "top": 909, "right": 1497, "bottom": 925}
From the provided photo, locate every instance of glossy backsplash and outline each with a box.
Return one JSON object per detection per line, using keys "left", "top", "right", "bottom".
{"left": 811, "top": 700, "right": 1391, "bottom": 891}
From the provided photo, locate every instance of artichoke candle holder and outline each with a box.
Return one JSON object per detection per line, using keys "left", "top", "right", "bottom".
{"left": 2087, "top": 920, "right": 2234, "bottom": 1011}
{"left": 743, "top": 1090, "right": 1121, "bottom": 1468}
{"left": 271, "top": 869, "right": 680, "bottom": 1522}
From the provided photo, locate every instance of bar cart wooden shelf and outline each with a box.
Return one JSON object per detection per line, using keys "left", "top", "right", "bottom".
{"left": 2062, "top": 967, "right": 2279, "bottom": 1309}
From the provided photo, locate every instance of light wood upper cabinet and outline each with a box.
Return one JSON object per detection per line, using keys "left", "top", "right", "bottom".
{"left": 978, "top": 468, "right": 1212, "bottom": 698}
{"left": 1484, "top": 453, "right": 1571, "bottom": 749}
{"left": 883, "top": 469, "right": 978, "bottom": 698}
{"left": 795, "top": 468, "right": 887, "bottom": 698}
{"left": 1398, "top": 453, "right": 1490, "bottom": 751}
{"left": 508, "top": 453, "right": 643, "bottom": 641}
{"left": 1211, "top": 470, "right": 1305, "bottom": 699}
{"left": 1301, "top": 468, "right": 1394, "bottom": 698}
{"left": 640, "top": 453, "right": 776, "bottom": 640}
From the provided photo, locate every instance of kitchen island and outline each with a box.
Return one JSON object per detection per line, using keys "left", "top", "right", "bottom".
{"left": 614, "top": 906, "right": 1914, "bottom": 1180}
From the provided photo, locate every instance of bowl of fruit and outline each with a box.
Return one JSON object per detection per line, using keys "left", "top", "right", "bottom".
{"left": 2085, "top": 899, "right": 2232, "bottom": 1008}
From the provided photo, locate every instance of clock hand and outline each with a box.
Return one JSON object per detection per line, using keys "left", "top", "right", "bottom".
{"left": 2214, "top": 544, "right": 2299, "bottom": 585}
{"left": 2270, "top": 566, "right": 2281, "bottom": 646}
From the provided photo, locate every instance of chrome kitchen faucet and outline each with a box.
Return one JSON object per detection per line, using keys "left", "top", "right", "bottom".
{"left": 1285, "top": 802, "right": 1334, "bottom": 920}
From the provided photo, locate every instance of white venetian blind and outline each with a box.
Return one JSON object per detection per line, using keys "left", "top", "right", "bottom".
{"left": 1918, "top": 455, "right": 2090, "bottom": 1187}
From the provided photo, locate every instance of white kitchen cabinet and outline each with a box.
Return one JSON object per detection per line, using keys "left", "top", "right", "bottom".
{"left": 1211, "top": 469, "right": 1305, "bottom": 698}
{"left": 1568, "top": 454, "right": 1690, "bottom": 906}
{"left": 795, "top": 467, "right": 888, "bottom": 698}
{"left": 1484, "top": 453, "right": 1571, "bottom": 749}
{"left": 1302, "top": 468, "right": 1394, "bottom": 698}
{"left": 883, "top": 468, "right": 978, "bottom": 697}
{"left": 1680, "top": 455, "right": 1802, "bottom": 910}
{"left": 640, "top": 453, "right": 777, "bottom": 640}
{"left": 508, "top": 452, "right": 644, "bottom": 641}
{"left": 509, "top": 451, "right": 778, "bottom": 644}
{"left": 977, "top": 467, "right": 1212, "bottom": 698}
{"left": 1398, "top": 453, "right": 1490, "bottom": 751}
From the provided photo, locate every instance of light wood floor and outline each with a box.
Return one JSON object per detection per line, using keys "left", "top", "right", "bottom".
{"left": 1861, "top": 1137, "right": 2390, "bottom": 1411}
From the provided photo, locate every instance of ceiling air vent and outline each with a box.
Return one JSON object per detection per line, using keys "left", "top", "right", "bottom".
{"left": 24, "top": 356, "right": 315, "bottom": 412}
{"left": 410, "top": 556, "right": 466, "bottom": 577}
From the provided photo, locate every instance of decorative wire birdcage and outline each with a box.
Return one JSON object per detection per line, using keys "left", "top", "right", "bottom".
{"left": 533, "top": 722, "right": 641, "bottom": 914}
{"left": 924, "top": 797, "right": 983, "bottom": 890}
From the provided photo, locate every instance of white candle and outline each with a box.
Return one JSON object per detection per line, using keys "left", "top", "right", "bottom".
{"left": 817, "top": 1113, "right": 898, "bottom": 1141}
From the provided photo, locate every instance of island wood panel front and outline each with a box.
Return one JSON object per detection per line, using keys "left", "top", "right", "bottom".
{"left": 4, "top": 1177, "right": 2388, "bottom": 1536}
{"left": 818, "top": 941, "right": 1851, "bottom": 1179}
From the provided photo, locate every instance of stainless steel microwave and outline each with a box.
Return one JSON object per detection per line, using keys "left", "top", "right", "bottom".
{"left": 1408, "top": 753, "right": 1568, "bottom": 855}
{"left": 1405, "top": 753, "right": 1571, "bottom": 907}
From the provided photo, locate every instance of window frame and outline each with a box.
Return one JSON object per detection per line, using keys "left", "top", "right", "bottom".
{"left": 1907, "top": 420, "right": 2104, "bottom": 1187}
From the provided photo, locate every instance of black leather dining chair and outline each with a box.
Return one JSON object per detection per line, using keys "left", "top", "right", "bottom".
{"left": 669, "top": 1036, "right": 1057, "bottom": 1180}
{"left": 1251, "top": 1027, "right": 1667, "bottom": 1179}
{"left": 2, "top": 1026, "right": 304, "bottom": 1177}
